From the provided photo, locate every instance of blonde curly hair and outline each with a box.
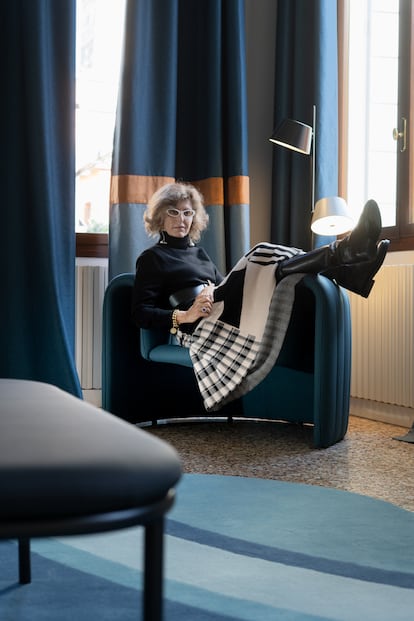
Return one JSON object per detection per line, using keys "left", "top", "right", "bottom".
{"left": 144, "top": 182, "right": 209, "bottom": 243}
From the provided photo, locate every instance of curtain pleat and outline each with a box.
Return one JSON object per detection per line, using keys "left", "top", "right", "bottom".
{"left": 0, "top": 1, "right": 81, "bottom": 397}
{"left": 270, "top": 0, "right": 339, "bottom": 250}
{"left": 110, "top": 0, "right": 250, "bottom": 279}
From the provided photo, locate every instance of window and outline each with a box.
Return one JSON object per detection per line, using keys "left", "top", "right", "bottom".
{"left": 75, "top": 0, "right": 126, "bottom": 257}
{"left": 347, "top": 0, "right": 413, "bottom": 250}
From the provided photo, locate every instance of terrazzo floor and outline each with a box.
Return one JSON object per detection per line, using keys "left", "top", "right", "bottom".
{"left": 147, "top": 415, "right": 414, "bottom": 512}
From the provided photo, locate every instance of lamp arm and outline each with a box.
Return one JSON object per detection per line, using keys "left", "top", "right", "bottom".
{"left": 311, "top": 104, "right": 316, "bottom": 212}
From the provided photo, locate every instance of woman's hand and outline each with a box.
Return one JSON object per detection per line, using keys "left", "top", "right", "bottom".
{"left": 176, "top": 282, "right": 215, "bottom": 325}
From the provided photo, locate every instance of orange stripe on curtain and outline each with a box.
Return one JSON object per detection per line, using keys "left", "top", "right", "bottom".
{"left": 192, "top": 176, "right": 249, "bottom": 206}
{"left": 110, "top": 174, "right": 250, "bottom": 206}
{"left": 110, "top": 175, "right": 175, "bottom": 205}
{"left": 191, "top": 178, "right": 224, "bottom": 205}
{"left": 226, "top": 175, "right": 250, "bottom": 205}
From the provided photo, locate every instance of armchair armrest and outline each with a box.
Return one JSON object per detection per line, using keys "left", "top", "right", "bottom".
{"left": 140, "top": 328, "right": 171, "bottom": 360}
{"left": 141, "top": 328, "right": 193, "bottom": 367}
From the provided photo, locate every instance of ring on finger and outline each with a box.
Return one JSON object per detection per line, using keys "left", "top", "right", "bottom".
{"left": 202, "top": 306, "right": 207, "bottom": 313}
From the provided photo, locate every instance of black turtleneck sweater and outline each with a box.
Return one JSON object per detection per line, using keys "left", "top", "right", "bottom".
{"left": 131, "top": 232, "right": 224, "bottom": 330}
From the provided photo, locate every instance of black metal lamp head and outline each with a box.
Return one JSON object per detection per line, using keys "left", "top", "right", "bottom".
{"left": 269, "top": 118, "right": 313, "bottom": 155}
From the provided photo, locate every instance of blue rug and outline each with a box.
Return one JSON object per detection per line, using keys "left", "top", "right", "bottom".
{"left": 1, "top": 474, "right": 413, "bottom": 620}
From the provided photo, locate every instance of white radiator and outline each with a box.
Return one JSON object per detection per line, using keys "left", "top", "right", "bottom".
{"left": 75, "top": 264, "right": 109, "bottom": 390}
{"left": 348, "top": 264, "right": 414, "bottom": 408}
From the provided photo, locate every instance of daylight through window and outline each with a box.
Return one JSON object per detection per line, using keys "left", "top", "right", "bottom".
{"left": 75, "top": 0, "right": 126, "bottom": 233}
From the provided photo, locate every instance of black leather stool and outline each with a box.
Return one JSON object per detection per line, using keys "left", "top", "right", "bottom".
{"left": 0, "top": 379, "right": 182, "bottom": 621}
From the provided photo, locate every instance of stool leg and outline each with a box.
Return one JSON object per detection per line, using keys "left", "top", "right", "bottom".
{"left": 18, "top": 538, "right": 31, "bottom": 584}
{"left": 143, "top": 517, "right": 164, "bottom": 621}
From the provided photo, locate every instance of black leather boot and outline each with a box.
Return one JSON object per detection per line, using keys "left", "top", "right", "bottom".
{"left": 331, "top": 198, "right": 382, "bottom": 265}
{"left": 323, "top": 239, "right": 390, "bottom": 298}
{"left": 276, "top": 199, "right": 388, "bottom": 297}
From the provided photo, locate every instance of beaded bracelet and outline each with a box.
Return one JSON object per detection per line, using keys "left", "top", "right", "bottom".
{"left": 170, "top": 309, "right": 179, "bottom": 334}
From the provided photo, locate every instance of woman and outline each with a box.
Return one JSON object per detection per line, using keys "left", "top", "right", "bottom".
{"left": 131, "top": 182, "right": 223, "bottom": 335}
{"left": 131, "top": 181, "right": 389, "bottom": 336}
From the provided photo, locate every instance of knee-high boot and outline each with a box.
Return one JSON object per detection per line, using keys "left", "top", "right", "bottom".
{"left": 276, "top": 199, "right": 389, "bottom": 298}
{"left": 323, "top": 239, "right": 389, "bottom": 297}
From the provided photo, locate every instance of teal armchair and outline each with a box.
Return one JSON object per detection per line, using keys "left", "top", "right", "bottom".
{"left": 102, "top": 272, "right": 351, "bottom": 447}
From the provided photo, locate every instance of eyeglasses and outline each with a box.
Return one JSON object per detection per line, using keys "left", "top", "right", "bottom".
{"left": 166, "top": 208, "right": 195, "bottom": 218}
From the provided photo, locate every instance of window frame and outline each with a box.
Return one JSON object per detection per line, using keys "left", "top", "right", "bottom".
{"left": 378, "top": 0, "right": 413, "bottom": 251}
{"left": 76, "top": 232, "right": 108, "bottom": 258}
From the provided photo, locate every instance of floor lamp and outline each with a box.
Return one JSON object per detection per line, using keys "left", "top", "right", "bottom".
{"left": 269, "top": 105, "right": 354, "bottom": 238}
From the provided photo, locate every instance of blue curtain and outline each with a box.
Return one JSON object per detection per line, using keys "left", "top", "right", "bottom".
{"left": 0, "top": 1, "right": 82, "bottom": 397}
{"left": 270, "top": 0, "right": 339, "bottom": 250}
{"left": 109, "top": 0, "right": 250, "bottom": 279}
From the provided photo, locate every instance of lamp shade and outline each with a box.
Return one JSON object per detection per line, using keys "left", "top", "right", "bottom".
{"left": 269, "top": 119, "right": 313, "bottom": 155}
{"left": 311, "top": 197, "right": 355, "bottom": 236}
